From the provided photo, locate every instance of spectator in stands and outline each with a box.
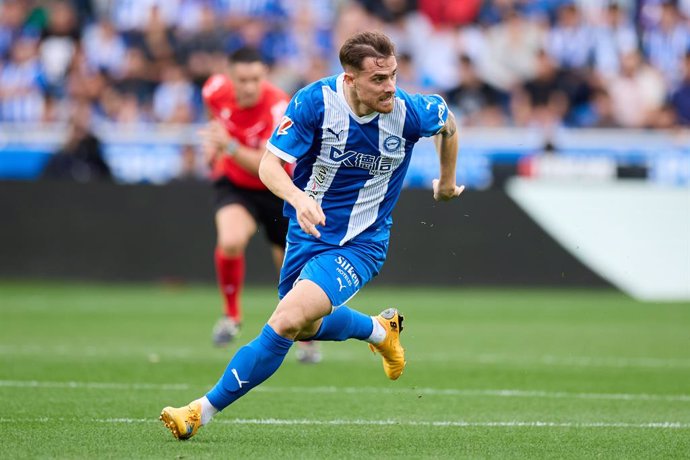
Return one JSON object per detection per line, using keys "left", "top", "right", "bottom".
{"left": 114, "top": 47, "right": 157, "bottom": 106}
{"left": 479, "top": 6, "right": 545, "bottom": 92}
{"left": 39, "top": 0, "right": 80, "bottom": 98}
{"left": 152, "top": 61, "right": 196, "bottom": 123}
{"left": 642, "top": 1, "right": 690, "bottom": 90}
{"left": 0, "top": 35, "right": 45, "bottom": 122}
{"left": 116, "top": 91, "right": 153, "bottom": 124}
{"left": 394, "top": 52, "right": 424, "bottom": 95}
{"left": 272, "top": 0, "right": 335, "bottom": 93}
{"left": 82, "top": 17, "right": 127, "bottom": 79}
{"left": 0, "top": 0, "right": 31, "bottom": 58}
{"left": 357, "top": 0, "right": 417, "bottom": 23}
{"left": 580, "top": 87, "right": 621, "bottom": 128}
{"left": 175, "top": 2, "right": 226, "bottom": 86}
{"left": 0, "top": 0, "right": 687, "bottom": 131}
{"left": 511, "top": 50, "right": 569, "bottom": 128}
{"left": 547, "top": 2, "right": 593, "bottom": 70}
{"left": 138, "top": 4, "right": 176, "bottom": 65}
{"left": 592, "top": 3, "right": 638, "bottom": 79}
{"left": 671, "top": 51, "right": 690, "bottom": 125}
{"left": 110, "top": 0, "right": 179, "bottom": 43}
{"left": 66, "top": 50, "right": 105, "bottom": 100}
{"left": 606, "top": 50, "right": 666, "bottom": 128}
{"left": 221, "top": 0, "right": 289, "bottom": 66}
{"left": 42, "top": 101, "right": 112, "bottom": 182}
{"left": 417, "top": 0, "right": 481, "bottom": 27}
{"left": 445, "top": 54, "right": 506, "bottom": 126}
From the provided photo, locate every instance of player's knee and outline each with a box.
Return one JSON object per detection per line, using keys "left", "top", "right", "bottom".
{"left": 268, "top": 308, "right": 310, "bottom": 340}
{"left": 217, "top": 238, "right": 247, "bottom": 257}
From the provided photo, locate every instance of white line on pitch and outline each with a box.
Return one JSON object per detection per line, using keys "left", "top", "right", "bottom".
{"left": 0, "top": 380, "right": 190, "bottom": 391}
{"left": 1, "top": 380, "right": 689, "bottom": 402}
{"left": 2, "top": 344, "right": 688, "bottom": 369}
{"left": 0, "top": 417, "right": 688, "bottom": 430}
{"left": 259, "top": 386, "right": 690, "bottom": 402}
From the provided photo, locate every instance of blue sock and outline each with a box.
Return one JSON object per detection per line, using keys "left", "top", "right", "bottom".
{"left": 206, "top": 324, "right": 292, "bottom": 411}
{"left": 309, "top": 305, "right": 373, "bottom": 342}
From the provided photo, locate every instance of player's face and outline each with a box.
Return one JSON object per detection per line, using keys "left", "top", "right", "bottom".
{"left": 350, "top": 55, "right": 397, "bottom": 114}
{"left": 229, "top": 61, "right": 267, "bottom": 108}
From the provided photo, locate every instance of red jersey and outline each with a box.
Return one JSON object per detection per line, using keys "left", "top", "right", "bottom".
{"left": 202, "top": 74, "right": 289, "bottom": 190}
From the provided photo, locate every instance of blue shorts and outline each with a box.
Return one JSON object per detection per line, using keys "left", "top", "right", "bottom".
{"left": 278, "top": 224, "right": 389, "bottom": 307}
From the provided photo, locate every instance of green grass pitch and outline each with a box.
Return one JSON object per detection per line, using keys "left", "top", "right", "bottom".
{"left": 1, "top": 281, "right": 689, "bottom": 458}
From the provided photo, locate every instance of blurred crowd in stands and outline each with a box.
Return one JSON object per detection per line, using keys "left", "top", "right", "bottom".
{"left": 1, "top": 0, "right": 689, "bottom": 129}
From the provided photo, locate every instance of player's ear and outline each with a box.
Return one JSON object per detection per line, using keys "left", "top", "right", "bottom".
{"left": 343, "top": 71, "right": 356, "bottom": 86}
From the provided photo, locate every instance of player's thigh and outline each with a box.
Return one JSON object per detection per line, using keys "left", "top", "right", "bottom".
{"left": 268, "top": 279, "right": 332, "bottom": 339}
{"left": 215, "top": 204, "right": 258, "bottom": 250}
{"left": 279, "top": 243, "right": 377, "bottom": 309}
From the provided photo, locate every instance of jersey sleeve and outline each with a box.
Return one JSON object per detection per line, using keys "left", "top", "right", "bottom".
{"left": 266, "top": 87, "right": 318, "bottom": 163}
{"left": 410, "top": 93, "right": 449, "bottom": 138}
{"left": 201, "top": 74, "right": 231, "bottom": 116}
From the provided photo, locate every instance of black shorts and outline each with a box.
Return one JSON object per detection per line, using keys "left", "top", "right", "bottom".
{"left": 213, "top": 177, "right": 288, "bottom": 247}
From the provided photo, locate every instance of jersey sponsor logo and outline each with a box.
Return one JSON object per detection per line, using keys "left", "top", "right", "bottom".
{"left": 313, "top": 165, "right": 328, "bottom": 185}
{"left": 383, "top": 135, "right": 401, "bottom": 152}
{"left": 334, "top": 256, "right": 360, "bottom": 288}
{"left": 305, "top": 165, "right": 328, "bottom": 199}
{"left": 329, "top": 146, "right": 394, "bottom": 175}
{"left": 277, "top": 116, "right": 293, "bottom": 135}
{"left": 329, "top": 146, "right": 358, "bottom": 162}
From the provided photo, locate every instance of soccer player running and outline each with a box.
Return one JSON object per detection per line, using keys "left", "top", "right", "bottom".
{"left": 200, "top": 47, "right": 322, "bottom": 363}
{"left": 161, "top": 31, "right": 464, "bottom": 439}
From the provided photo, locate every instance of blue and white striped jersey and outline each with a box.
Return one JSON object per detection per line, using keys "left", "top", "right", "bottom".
{"left": 266, "top": 73, "right": 448, "bottom": 246}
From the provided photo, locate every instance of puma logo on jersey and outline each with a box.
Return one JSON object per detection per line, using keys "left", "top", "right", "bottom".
{"left": 326, "top": 127, "right": 344, "bottom": 140}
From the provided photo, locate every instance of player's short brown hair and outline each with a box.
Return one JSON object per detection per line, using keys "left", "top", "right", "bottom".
{"left": 339, "top": 31, "right": 396, "bottom": 71}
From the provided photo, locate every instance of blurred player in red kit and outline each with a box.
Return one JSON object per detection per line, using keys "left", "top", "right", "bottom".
{"left": 200, "top": 47, "right": 321, "bottom": 362}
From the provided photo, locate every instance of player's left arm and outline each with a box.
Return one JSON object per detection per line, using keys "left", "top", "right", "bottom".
{"left": 432, "top": 109, "right": 465, "bottom": 202}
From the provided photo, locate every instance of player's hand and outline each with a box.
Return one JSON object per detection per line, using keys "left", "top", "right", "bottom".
{"left": 294, "top": 193, "right": 326, "bottom": 238}
{"left": 200, "top": 120, "right": 231, "bottom": 149}
{"left": 199, "top": 121, "right": 232, "bottom": 166}
{"left": 201, "top": 140, "right": 222, "bottom": 167}
{"left": 432, "top": 179, "right": 465, "bottom": 202}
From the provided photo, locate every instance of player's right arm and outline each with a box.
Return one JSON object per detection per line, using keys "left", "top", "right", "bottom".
{"left": 259, "top": 152, "right": 325, "bottom": 238}
{"left": 260, "top": 85, "right": 326, "bottom": 238}
{"left": 200, "top": 74, "right": 231, "bottom": 168}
